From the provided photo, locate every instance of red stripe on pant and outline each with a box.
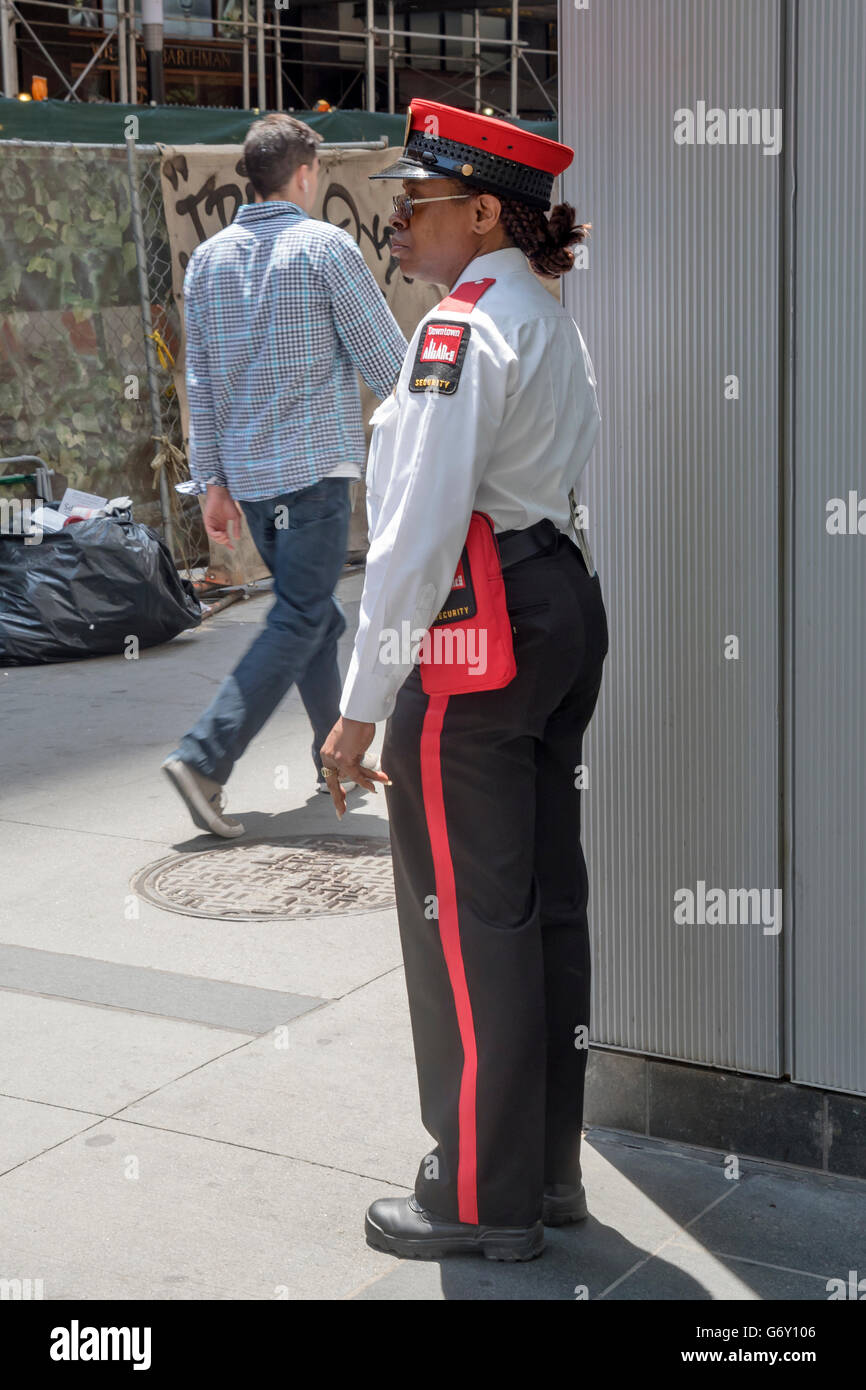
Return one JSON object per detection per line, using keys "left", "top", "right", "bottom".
{"left": 419, "top": 693, "right": 479, "bottom": 1225}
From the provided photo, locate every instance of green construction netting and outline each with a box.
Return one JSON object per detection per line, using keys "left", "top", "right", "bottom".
{"left": 0, "top": 97, "right": 557, "bottom": 146}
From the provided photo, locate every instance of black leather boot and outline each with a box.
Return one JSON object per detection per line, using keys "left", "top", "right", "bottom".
{"left": 364, "top": 1195, "right": 544, "bottom": 1262}
{"left": 542, "top": 1183, "right": 588, "bottom": 1226}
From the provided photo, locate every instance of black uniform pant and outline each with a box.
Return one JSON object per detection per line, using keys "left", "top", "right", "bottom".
{"left": 382, "top": 530, "right": 609, "bottom": 1229}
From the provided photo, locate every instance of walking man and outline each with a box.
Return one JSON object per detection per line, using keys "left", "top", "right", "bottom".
{"left": 163, "top": 114, "right": 407, "bottom": 837}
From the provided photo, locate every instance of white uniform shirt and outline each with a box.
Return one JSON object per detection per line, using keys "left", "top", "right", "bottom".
{"left": 339, "top": 245, "right": 601, "bottom": 725}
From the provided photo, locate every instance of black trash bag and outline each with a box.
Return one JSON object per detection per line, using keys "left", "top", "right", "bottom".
{"left": 0, "top": 515, "right": 201, "bottom": 666}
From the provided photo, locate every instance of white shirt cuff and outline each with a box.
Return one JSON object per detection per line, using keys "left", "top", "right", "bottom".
{"left": 339, "top": 650, "right": 398, "bottom": 724}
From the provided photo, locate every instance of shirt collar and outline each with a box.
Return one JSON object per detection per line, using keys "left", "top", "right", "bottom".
{"left": 449, "top": 245, "right": 526, "bottom": 292}
{"left": 234, "top": 200, "right": 307, "bottom": 224}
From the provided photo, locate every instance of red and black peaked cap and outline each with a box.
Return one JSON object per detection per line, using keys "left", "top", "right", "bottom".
{"left": 370, "top": 98, "right": 574, "bottom": 211}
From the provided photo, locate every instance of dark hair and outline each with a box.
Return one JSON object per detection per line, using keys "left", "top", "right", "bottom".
{"left": 243, "top": 113, "right": 322, "bottom": 197}
{"left": 496, "top": 198, "right": 591, "bottom": 278}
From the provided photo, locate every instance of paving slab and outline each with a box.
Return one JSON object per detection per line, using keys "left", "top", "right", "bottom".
{"left": 118, "top": 968, "right": 429, "bottom": 1185}
{"left": 350, "top": 1231, "right": 726, "bottom": 1302}
{"left": 0, "top": 821, "right": 402, "bottom": 1000}
{"left": 578, "top": 1128, "right": 736, "bottom": 1229}
{"left": 681, "top": 1167, "right": 866, "bottom": 1286}
{"left": 0, "top": 1096, "right": 103, "bottom": 1174}
{"left": 0, "top": 992, "right": 252, "bottom": 1113}
{"left": 612, "top": 1238, "right": 819, "bottom": 1301}
{"left": 0, "top": 1119, "right": 401, "bottom": 1300}
{"left": 0, "top": 578, "right": 394, "bottom": 1005}
{"left": 0, "top": 572, "right": 381, "bottom": 849}
{"left": 0, "top": 944, "right": 323, "bottom": 1033}
{"left": 0, "top": 688, "right": 386, "bottom": 843}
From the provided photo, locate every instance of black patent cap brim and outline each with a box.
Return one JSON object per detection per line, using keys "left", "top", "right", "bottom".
{"left": 368, "top": 157, "right": 446, "bottom": 181}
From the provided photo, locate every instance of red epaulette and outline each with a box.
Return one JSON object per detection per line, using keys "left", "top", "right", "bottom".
{"left": 436, "top": 277, "right": 496, "bottom": 314}
{"left": 408, "top": 277, "right": 496, "bottom": 396}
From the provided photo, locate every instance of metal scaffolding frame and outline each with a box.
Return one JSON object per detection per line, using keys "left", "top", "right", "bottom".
{"left": 0, "top": 0, "right": 557, "bottom": 117}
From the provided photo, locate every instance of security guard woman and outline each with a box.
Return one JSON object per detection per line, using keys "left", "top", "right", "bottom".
{"left": 320, "top": 99, "right": 609, "bottom": 1262}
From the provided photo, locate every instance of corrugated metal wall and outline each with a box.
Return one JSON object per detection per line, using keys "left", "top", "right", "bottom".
{"left": 791, "top": 0, "right": 866, "bottom": 1094}
{"left": 560, "top": 0, "right": 784, "bottom": 1073}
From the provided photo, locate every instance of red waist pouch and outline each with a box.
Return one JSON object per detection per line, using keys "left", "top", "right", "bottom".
{"left": 419, "top": 511, "right": 517, "bottom": 695}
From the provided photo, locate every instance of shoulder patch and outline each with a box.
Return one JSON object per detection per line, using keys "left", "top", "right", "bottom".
{"left": 408, "top": 321, "right": 471, "bottom": 395}
{"left": 436, "top": 277, "right": 496, "bottom": 314}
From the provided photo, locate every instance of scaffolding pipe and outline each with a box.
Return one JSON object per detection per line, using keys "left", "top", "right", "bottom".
{"left": 6, "top": 0, "right": 77, "bottom": 99}
{"left": 116, "top": 0, "right": 128, "bottom": 103}
{"left": 0, "top": 3, "right": 550, "bottom": 55}
{"left": 241, "top": 0, "right": 250, "bottom": 107}
{"left": 65, "top": 25, "right": 115, "bottom": 101}
{"left": 510, "top": 0, "right": 518, "bottom": 116}
{"left": 365, "top": 0, "right": 375, "bottom": 112}
{"left": 125, "top": 136, "right": 173, "bottom": 553}
{"left": 255, "top": 0, "right": 265, "bottom": 107}
{"left": 274, "top": 4, "right": 282, "bottom": 110}
{"left": 0, "top": 0, "right": 17, "bottom": 98}
{"left": 387, "top": 0, "right": 394, "bottom": 114}
{"left": 369, "top": 21, "right": 534, "bottom": 50}
{"left": 0, "top": 4, "right": 550, "bottom": 113}
{"left": 519, "top": 46, "right": 556, "bottom": 117}
{"left": 4, "top": 138, "right": 388, "bottom": 152}
{"left": 127, "top": 9, "right": 137, "bottom": 104}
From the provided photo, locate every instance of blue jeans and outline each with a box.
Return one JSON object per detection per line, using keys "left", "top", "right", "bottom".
{"left": 176, "top": 476, "right": 351, "bottom": 786}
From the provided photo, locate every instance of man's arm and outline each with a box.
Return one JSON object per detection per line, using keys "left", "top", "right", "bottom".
{"left": 183, "top": 251, "right": 242, "bottom": 547}
{"left": 323, "top": 232, "right": 408, "bottom": 399}
{"left": 184, "top": 251, "right": 226, "bottom": 490}
{"left": 339, "top": 315, "right": 518, "bottom": 724}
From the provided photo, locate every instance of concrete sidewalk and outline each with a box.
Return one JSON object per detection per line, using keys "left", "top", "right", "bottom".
{"left": 0, "top": 573, "right": 862, "bottom": 1301}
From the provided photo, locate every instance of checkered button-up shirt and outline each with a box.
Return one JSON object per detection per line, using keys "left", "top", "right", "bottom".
{"left": 184, "top": 200, "right": 407, "bottom": 500}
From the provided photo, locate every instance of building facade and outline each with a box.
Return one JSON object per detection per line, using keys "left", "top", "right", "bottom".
{"left": 561, "top": 0, "right": 866, "bottom": 1177}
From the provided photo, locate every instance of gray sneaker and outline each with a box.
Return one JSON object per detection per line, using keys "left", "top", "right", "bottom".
{"left": 162, "top": 757, "right": 245, "bottom": 838}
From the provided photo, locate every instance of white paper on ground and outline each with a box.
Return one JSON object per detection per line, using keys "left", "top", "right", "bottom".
{"left": 29, "top": 506, "right": 66, "bottom": 533}
{"left": 58, "top": 487, "right": 107, "bottom": 517}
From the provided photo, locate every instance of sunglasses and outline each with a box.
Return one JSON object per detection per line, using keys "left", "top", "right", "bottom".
{"left": 392, "top": 193, "right": 473, "bottom": 220}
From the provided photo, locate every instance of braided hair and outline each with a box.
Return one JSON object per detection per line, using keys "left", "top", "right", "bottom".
{"left": 496, "top": 198, "right": 590, "bottom": 278}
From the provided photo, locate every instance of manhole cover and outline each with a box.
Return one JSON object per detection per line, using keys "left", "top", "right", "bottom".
{"left": 132, "top": 835, "right": 394, "bottom": 921}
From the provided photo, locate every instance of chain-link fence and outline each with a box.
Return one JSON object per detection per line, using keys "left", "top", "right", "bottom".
{"left": 128, "top": 140, "right": 204, "bottom": 572}
{"left": 0, "top": 138, "right": 204, "bottom": 569}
